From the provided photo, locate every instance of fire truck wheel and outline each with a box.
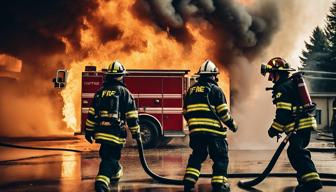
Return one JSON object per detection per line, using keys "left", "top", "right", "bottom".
{"left": 139, "top": 119, "right": 159, "bottom": 149}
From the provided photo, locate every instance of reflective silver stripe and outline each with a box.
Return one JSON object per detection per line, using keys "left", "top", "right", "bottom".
{"left": 133, "top": 94, "right": 182, "bottom": 99}
{"left": 134, "top": 94, "right": 162, "bottom": 99}
{"left": 82, "top": 108, "right": 89, "bottom": 114}
{"left": 163, "top": 94, "right": 182, "bottom": 99}
{"left": 82, "top": 93, "right": 95, "bottom": 98}
{"left": 138, "top": 107, "right": 182, "bottom": 114}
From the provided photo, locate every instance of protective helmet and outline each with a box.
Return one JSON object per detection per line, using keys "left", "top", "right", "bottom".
{"left": 261, "top": 57, "right": 295, "bottom": 81}
{"left": 106, "top": 60, "right": 127, "bottom": 76}
{"left": 261, "top": 57, "right": 295, "bottom": 76}
{"left": 197, "top": 59, "right": 219, "bottom": 75}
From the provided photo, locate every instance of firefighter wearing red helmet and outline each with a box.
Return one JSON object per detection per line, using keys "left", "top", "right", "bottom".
{"left": 261, "top": 57, "right": 322, "bottom": 192}
{"left": 183, "top": 59, "right": 238, "bottom": 192}
{"left": 85, "top": 60, "right": 140, "bottom": 192}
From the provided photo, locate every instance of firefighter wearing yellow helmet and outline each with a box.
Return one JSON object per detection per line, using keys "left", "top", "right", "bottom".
{"left": 84, "top": 60, "right": 140, "bottom": 192}
{"left": 183, "top": 60, "right": 238, "bottom": 192}
{"left": 261, "top": 57, "right": 322, "bottom": 192}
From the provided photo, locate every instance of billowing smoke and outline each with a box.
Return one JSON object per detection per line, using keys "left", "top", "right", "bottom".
{"left": 0, "top": 0, "right": 99, "bottom": 137}
{"left": 134, "top": 0, "right": 278, "bottom": 60}
{"left": 0, "top": 0, "right": 330, "bottom": 146}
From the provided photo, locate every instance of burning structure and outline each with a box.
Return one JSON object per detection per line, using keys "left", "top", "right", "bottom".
{"left": 0, "top": 0, "right": 332, "bottom": 147}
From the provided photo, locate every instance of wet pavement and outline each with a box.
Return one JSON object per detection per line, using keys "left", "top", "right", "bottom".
{"left": 0, "top": 136, "right": 335, "bottom": 192}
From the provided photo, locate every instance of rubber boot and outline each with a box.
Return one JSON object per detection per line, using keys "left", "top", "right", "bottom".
{"left": 95, "top": 181, "right": 109, "bottom": 192}
{"left": 184, "top": 181, "right": 195, "bottom": 192}
{"left": 212, "top": 183, "right": 230, "bottom": 192}
{"left": 295, "top": 181, "right": 322, "bottom": 192}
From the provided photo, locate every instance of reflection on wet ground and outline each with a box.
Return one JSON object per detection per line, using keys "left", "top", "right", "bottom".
{"left": 0, "top": 137, "right": 335, "bottom": 192}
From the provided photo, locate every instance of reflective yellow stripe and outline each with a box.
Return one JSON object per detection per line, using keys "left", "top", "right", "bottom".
{"left": 212, "top": 179, "right": 224, "bottom": 183}
{"left": 129, "top": 125, "right": 140, "bottom": 130}
{"left": 95, "top": 136, "right": 125, "bottom": 144}
{"left": 301, "top": 172, "right": 320, "bottom": 182}
{"left": 187, "top": 108, "right": 210, "bottom": 112}
{"left": 216, "top": 104, "right": 228, "bottom": 113}
{"left": 95, "top": 133, "right": 125, "bottom": 144}
{"left": 126, "top": 111, "right": 138, "bottom": 118}
{"left": 186, "top": 170, "right": 200, "bottom": 177}
{"left": 189, "top": 122, "right": 221, "bottom": 128}
{"left": 211, "top": 176, "right": 228, "bottom": 183}
{"left": 276, "top": 102, "right": 292, "bottom": 110}
{"left": 190, "top": 128, "right": 226, "bottom": 136}
{"left": 187, "top": 104, "right": 209, "bottom": 108}
{"left": 86, "top": 120, "right": 95, "bottom": 127}
{"left": 271, "top": 121, "right": 284, "bottom": 132}
{"left": 184, "top": 177, "right": 197, "bottom": 183}
{"left": 96, "top": 175, "right": 110, "bottom": 186}
{"left": 284, "top": 117, "right": 316, "bottom": 132}
{"left": 95, "top": 133, "right": 125, "bottom": 141}
{"left": 86, "top": 119, "right": 96, "bottom": 125}
{"left": 186, "top": 168, "right": 200, "bottom": 174}
{"left": 189, "top": 118, "right": 220, "bottom": 124}
{"left": 86, "top": 127, "right": 94, "bottom": 131}
{"left": 221, "top": 113, "right": 231, "bottom": 122}
{"left": 89, "top": 108, "right": 95, "bottom": 115}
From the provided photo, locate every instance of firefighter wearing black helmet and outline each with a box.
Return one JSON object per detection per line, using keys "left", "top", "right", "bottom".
{"left": 262, "top": 57, "right": 322, "bottom": 192}
{"left": 183, "top": 59, "right": 238, "bottom": 192}
{"left": 84, "top": 60, "right": 140, "bottom": 192}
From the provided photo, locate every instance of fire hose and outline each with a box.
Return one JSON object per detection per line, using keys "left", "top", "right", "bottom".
{"left": 133, "top": 89, "right": 336, "bottom": 188}
{"left": 0, "top": 137, "right": 336, "bottom": 188}
{"left": 136, "top": 137, "right": 336, "bottom": 187}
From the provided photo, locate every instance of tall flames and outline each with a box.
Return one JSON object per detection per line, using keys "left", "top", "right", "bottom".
{"left": 61, "top": 0, "right": 230, "bottom": 131}
{"left": 5, "top": 0, "right": 320, "bottom": 140}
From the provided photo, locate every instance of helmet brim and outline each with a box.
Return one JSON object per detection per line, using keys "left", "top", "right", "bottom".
{"left": 196, "top": 71, "right": 219, "bottom": 75}
{"left": 105, "top": 71, "right": 127, "bottom": 75}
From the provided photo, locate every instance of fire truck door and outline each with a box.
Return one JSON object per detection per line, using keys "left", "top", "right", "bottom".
{"left": 162, "top": 77, "right": 184, "bottom": 136}
{"left": 125, "top": 76, "right": 163, "bottom": 124}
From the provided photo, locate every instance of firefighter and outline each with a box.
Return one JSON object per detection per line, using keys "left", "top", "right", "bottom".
{"left": 262, "top": 57, "right": 322, "bottom": 192}
{"left": 183, "top": 60, "right": 238, "bottom": 192}
{"left": 84, "top": 60, "right": 140, "bottom": 192}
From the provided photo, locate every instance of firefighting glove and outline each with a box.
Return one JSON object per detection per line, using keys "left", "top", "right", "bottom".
{"left": 226, "top": 120, "right": 238, "bottom": 133}
{"left": 132, "top": 132, "right": 141, "bottom": 140}
{"left": 268, "top": 128, "right": 280, "bottom": 138}
{"left": 85, "top": 131, "right": 94, "bottom": 144}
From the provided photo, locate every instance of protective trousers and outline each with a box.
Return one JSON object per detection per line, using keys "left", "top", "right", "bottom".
{"left": 287, "top": 129, "right": 321, "bottom": 186}
{"left": 95, "top": 144, "right": 123, "bottom": 188}
{"left": 184, "top": 134, "right": 229, "bottom": 190}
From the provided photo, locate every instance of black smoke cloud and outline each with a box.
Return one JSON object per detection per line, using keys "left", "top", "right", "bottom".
{"left": 0, "top": 0, "right": 99, "bottom": 137}
{"left": 0, "top": 0, "right": 98, "bottom": 62}
{"left": 134, "top": 0, "right": 280, "bottom": 65}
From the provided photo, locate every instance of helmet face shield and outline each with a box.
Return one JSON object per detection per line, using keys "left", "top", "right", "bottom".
{"left": 261, "top": 64, "right": 268, "bottom": 76}
{"left": 268, "top": 72, "right": 275, "bottom": 81}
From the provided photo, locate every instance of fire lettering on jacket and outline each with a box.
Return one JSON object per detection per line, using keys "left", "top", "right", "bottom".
{"left": 189, "top": 86, "right": 205, "bottom": 94}
{"left": 102, "top": 90, "right": 116, "bottom": 97}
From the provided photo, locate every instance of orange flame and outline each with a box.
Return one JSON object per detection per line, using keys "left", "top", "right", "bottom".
{"left": 61, "top": 0, "right": 230, "bottom": 132}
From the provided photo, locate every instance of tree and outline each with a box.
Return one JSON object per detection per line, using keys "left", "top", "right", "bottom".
{"left": 300, "top": 27, "right": 329, "bottom": 71}
{"left": 325, "top": 1, "right": 336, "bottom": 71}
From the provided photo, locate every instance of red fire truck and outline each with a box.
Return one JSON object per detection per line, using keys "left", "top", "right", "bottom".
{"left": 63, "top": 66, "right": 191, "bottom": 148}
